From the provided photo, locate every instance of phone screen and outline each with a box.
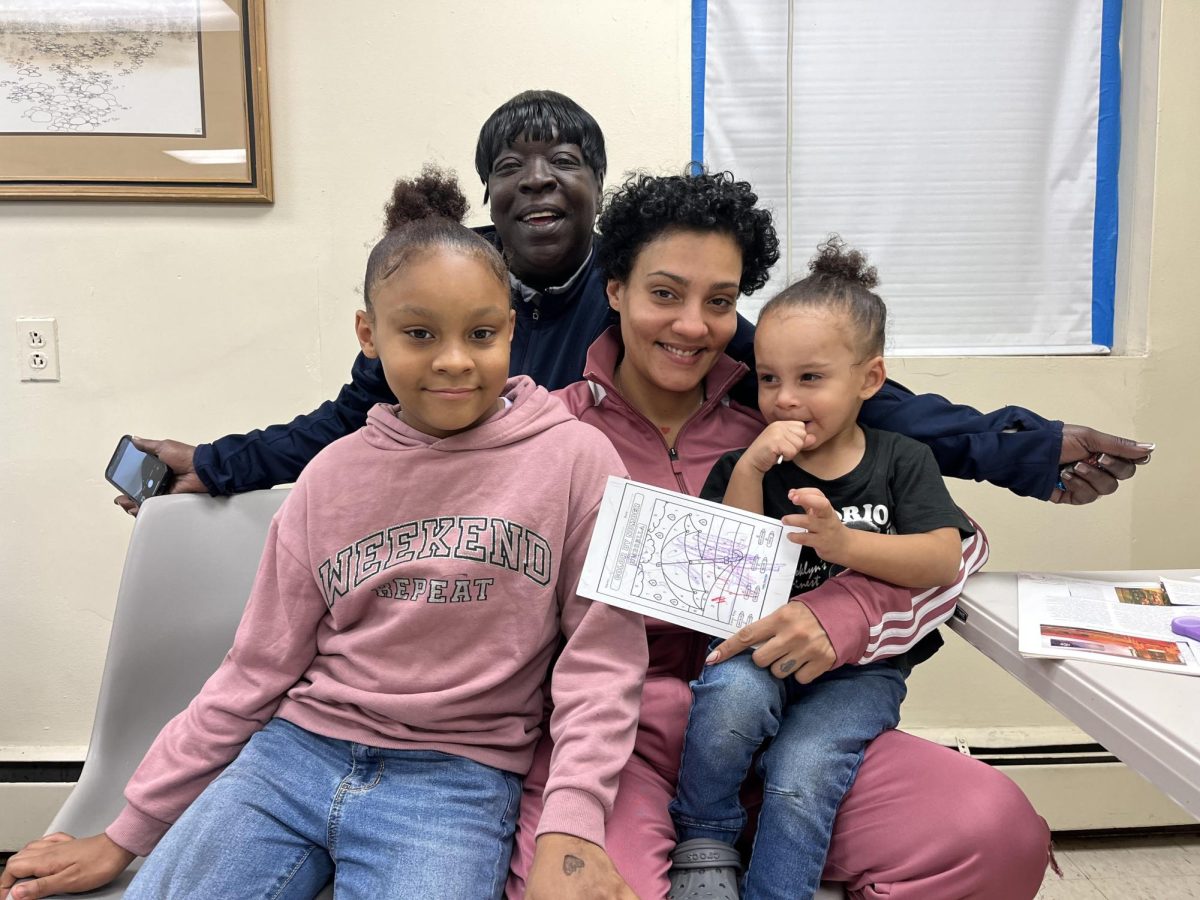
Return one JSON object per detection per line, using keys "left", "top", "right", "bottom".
{"left": 106, "top": 437, "right": 170, "bottom": 504}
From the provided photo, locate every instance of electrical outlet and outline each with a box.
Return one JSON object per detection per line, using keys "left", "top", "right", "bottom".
{"left": 16, "top": 317, "right": 59, "bottom": 382}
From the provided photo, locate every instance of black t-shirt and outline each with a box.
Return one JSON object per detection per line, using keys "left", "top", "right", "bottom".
{"left": 701, "top": 426, "right": 975, "bottom": 667}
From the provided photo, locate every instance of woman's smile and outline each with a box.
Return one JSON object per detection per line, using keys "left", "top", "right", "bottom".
{"left": 657, "top": 341, "right": 706, "bottom": 364}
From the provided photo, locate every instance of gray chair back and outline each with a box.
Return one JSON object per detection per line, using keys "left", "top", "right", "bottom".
{"left": 45, "top": 490, "right": 292, "bottom": 897}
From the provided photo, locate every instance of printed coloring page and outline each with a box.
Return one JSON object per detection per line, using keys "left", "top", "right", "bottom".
{"left": 578, "top": 477, "right": 802, "bottom": 638}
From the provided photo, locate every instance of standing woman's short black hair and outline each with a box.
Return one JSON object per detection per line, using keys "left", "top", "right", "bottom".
{"left": 474, "top": 90, "right": 607, "bottom": 200}
{"left": 596, "top": 170, "right": 779, "bottom": 296}
{"left": 364, "top": 165, "right": 507, "bottom": 313}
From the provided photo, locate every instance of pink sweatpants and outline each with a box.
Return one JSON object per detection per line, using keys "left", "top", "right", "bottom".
{"left": 506, "top": 674, "right": 1050, "bottom": 900}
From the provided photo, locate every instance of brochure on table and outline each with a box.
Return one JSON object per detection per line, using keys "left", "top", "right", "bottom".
{"left": 578, "top": 477, "right": 803, "bottom": 639}
{"left": 1017, "top": 573, "right": 1200, "bottom": 676}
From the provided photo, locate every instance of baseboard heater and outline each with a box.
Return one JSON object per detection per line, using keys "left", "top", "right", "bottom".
{"left": 951, "top": 741, "right": 1196, "bottom": 831}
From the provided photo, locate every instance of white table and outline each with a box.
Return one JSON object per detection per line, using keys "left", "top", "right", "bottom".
{"left": 949, "top": 570, "right": 1200, "bottom": 820}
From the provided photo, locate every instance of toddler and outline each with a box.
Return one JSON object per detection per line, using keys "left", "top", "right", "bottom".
{"left": 667, "top": 238, "right": 975, "bottom": 900}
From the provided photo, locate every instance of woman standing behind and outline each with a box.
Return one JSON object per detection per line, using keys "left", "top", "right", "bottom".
{"left": 119, "top": 91, "right": 1147, "bottom": 512}
{"left": 506, "top": 171, "right": 1049, "bottom": 900}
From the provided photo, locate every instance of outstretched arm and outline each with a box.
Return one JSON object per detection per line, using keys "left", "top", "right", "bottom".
{"left": 862, "top": 381, "right": 1152, "bottom": 502}
{"left": 114, "top": 353, "right": 395, "bottom": 514}
{"left": 722, "top": 306, "right": 1150, "bottom": 502}
{"left": 193, "top": 352, "right": 395, "bottom": 495}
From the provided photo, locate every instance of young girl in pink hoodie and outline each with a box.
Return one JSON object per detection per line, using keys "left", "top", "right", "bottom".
{"left": 0, "top": 168, "right": 647, "bottom": 900}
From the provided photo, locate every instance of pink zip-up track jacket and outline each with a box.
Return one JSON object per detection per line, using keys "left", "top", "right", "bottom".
{"left": 107, "top": 376, "right": 648, "bottom": 857}
{"left": 507, "top": 330, "right": 996, "bottom": 899}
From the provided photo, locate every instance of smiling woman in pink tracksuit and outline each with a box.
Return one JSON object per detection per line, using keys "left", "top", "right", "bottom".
{"left": 505, "top": 172, "right": 1052, "bottom": 900}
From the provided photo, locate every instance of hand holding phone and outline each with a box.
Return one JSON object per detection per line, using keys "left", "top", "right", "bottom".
{"left": 105, "top": 435, "right": 172, "bottom": 505}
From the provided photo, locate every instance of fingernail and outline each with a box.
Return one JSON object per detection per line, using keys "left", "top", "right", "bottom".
{"left": 705, "top": 650, "right": 719, "bottom": 665}
{"left": 1097, "top": 453, "right": 1113, "bottom": 467}
{"left": 1061, "top": 471, "right": 1074, "bottom": 481}
{"left": 1137, "top": 442, "right": 1156, "bottom": 450}
{"left": 1074, "top": 462, "right": 1090, "bottom": 474}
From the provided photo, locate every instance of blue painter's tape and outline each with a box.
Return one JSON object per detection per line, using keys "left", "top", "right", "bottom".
{"left": 1092, "top": 0, "right": 1121, "bottom": 348}
{"left": 691, "top": 0, "right": 708, "bottom": 170}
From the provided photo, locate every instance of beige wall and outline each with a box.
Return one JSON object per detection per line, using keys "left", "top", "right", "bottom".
{"left": 1, "top": 0, "right": 1195, "bottom": 759}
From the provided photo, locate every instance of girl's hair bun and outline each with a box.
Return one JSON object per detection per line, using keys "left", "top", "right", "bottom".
{"left": 384, "top": 164, "right": 470, "bottom": 232}
{"left": 364, "top": 163, "right": 505, "bottom": 312}
{"left": 809, "top": 235, "right": 878, "bottom": 289}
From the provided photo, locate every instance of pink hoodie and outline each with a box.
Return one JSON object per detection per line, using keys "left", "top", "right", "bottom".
{"left": 107, "top": 376, "right": 648, "bottom": 856}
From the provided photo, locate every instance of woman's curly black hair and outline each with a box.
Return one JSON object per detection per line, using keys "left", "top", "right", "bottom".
{"left": 596, "top": 169, "right": 779, "bottom": 295}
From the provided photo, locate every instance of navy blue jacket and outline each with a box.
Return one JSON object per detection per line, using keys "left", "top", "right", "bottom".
{"left": 193, "top": 232, "right": 1063, "bottom": 500}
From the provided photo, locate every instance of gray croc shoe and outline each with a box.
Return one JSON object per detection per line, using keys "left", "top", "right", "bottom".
{"left": 667, "top": 838, "right": 742, "bottom": 900}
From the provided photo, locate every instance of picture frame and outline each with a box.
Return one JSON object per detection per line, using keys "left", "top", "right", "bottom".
{"left": 0, "top": 0, "right": 272, "bottom": 202}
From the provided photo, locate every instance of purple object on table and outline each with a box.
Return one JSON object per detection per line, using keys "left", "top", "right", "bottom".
{"left": 1171, "top": 616, "right": 1200, "bottom": 641}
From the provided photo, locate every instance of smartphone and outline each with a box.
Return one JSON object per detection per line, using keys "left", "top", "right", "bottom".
{"left": 105, "top": 435, "right": 171, "bottom": 504}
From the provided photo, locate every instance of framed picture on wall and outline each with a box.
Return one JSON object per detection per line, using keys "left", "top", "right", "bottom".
{"left": 0, "top": 0, "right": 272, "bottom": 202}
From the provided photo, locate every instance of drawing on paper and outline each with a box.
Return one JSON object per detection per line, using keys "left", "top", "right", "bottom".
{"left": 581, "top": 478, "right": 801, "bottom": 638}
{"left": 0, "top": 2, "right": 203, "bottom": 135}
{"left": 627, "top": 497, "right": 770, "bottom": 628}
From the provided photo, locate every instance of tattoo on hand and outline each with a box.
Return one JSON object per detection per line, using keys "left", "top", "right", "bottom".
{"left": 563, "top": 854, "right": 585, "bottom": 876}
{"left": 779, "top": 659, "right": 797, "bottom": 674}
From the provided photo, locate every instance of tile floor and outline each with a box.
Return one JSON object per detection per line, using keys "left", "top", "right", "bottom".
{"left": 1038, "top": 833, "right": 1200, "bottom": 899}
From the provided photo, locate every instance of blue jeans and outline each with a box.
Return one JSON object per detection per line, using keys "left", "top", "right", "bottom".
{"left": 127, "top": 718, "right": 521, "bottom": 900}
{"left": 669, "top": 651, "right": 907, "bottom": 900}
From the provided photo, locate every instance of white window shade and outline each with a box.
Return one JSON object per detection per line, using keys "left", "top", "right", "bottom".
{"left": 696, "top": 0, "right": 1120, "bottom": 355}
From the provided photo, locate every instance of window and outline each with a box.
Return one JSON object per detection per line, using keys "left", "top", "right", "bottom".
{"left": 694, "top": 0, "right": 1121, "bottom": 354}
